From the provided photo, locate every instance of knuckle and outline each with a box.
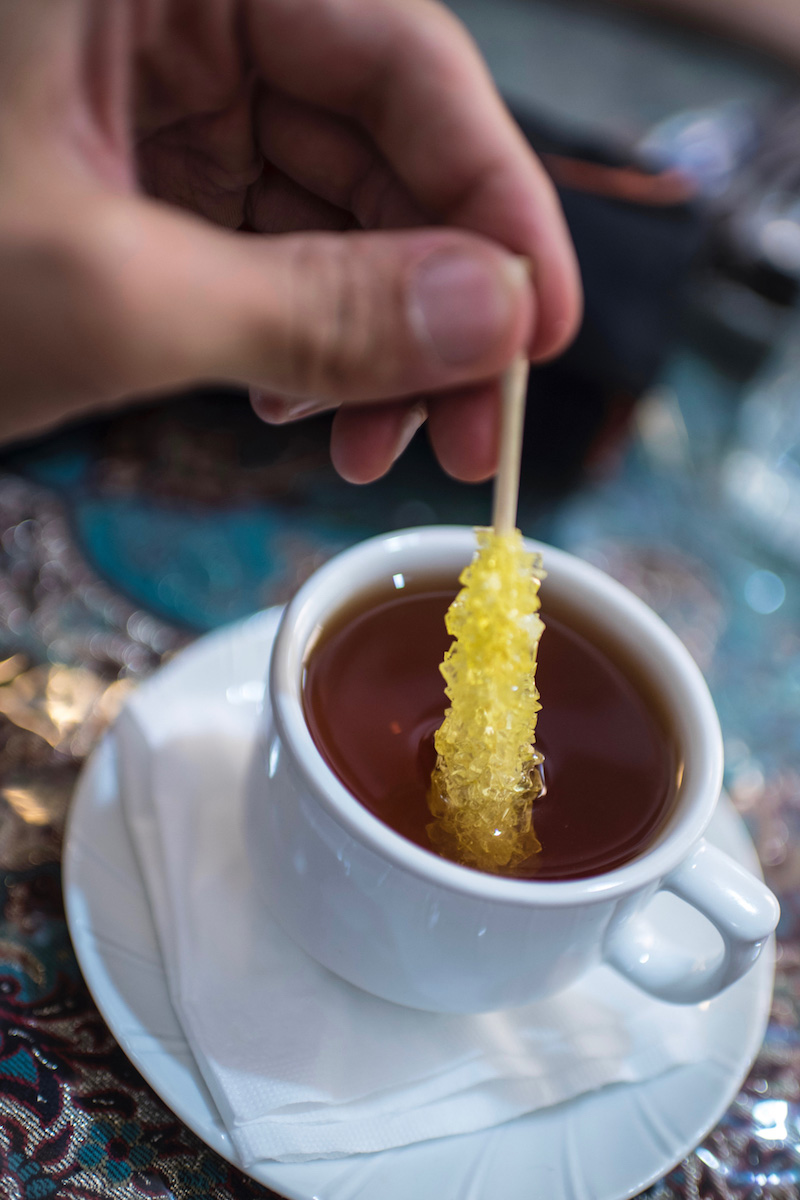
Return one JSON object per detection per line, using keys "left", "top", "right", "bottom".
{"left": 282, "top": 238, "right": 391, "bottom": 400}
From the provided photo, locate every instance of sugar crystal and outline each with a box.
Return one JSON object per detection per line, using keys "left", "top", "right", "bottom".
{"left": 428, "top": 528, "right": 545, "bottom": 873}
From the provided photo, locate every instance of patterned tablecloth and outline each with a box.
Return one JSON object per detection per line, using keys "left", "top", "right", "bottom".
{"left": 0, "top": 334, "right": 799, "bottom": 1200}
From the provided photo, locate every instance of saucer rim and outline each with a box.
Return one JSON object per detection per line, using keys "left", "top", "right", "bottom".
{"left": 63, "top": 609, "right": 775, "bottom": 1200}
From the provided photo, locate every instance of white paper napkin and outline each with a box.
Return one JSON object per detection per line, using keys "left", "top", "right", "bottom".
{"left": 117, "top": 611, "right": 707, "bottom": 1166}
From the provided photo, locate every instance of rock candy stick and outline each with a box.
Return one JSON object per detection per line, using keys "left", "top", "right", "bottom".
{"left": 493, "top": 355, "right": 529, "bottom": 534}
{"left": 429, "top": 358, "right": 546, "bottom": 873}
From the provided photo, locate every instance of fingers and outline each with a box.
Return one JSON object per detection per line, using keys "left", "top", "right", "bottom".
{"left": 0, "top": 185, "right": 536, "bottom": 447}
{"left": 329, "top": 383, "right": 500, "bottom": 484}
{"left": 255, "top": 90, "right": 427, "bottom": 230}
{"left": 244, "top": 0, "right": 581, "bottom": 359}
{"left": 254, "top": 379, "right": 501, "bottom": 486}
{"left": 245, "top": 166, "right": 354, "bottom": 234}
{"left": 138, "top": 80, "right": 262, "bottom": 227}
{"left": 330, "top": 399, "right": 427, "bottom": 483}
{"left": 82, "top": 198, "right": 535, "bottom": 405}
{"left": 2, "top": 192, "right": 533, "bottom": 442}
{"left": 426, "top": 381, "right": 500, "bottom": 482}
{"left": 250, "top": 391, "right": 333, "bottom": 423}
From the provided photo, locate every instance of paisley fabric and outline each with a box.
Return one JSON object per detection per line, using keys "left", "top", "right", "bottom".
{"left": 0, "top": 382, "right": 798, "bottom": 1199}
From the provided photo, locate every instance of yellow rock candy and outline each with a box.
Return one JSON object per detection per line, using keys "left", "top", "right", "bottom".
{"left": 428, "top": 527, "right": 545, "bottom": 873}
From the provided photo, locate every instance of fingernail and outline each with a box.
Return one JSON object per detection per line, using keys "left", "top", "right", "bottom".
{"left": 392, "top": 402, "right": 428, "bottom": 463}
{"left": 251, "top": 390, "right": 326, "bottom": 424}
{"left": 282, "top": 399, "right": 327, "bottom": 422}
{"left": 410, "top": 250, "right": 529, "bottom": 367}
{"left": 250, "top": 388, "right": 284, "bottom": 422}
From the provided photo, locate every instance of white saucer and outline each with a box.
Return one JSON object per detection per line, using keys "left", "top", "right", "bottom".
{"left": 63, "top": 610, "right": 775, "bottom": 1200}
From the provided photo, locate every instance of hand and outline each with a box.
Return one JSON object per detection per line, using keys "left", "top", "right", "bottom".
{"left": 0, "top": 0, "right": 581, "bottom": 482}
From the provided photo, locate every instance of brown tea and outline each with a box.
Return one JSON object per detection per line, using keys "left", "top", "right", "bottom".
{"left": 302, "top": 576, "right": 681, "bottom": 881}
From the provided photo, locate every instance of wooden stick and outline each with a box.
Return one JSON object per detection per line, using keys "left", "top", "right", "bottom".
{"left": 492, "top": 356, "right": 530, "bottom": 533}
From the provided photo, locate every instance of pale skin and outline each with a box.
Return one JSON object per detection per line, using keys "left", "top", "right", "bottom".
{"left": 0, "top": 0, "right": 583, "bottom": 484}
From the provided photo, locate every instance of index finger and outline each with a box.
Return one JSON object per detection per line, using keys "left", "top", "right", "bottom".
{"left": 244, "top": 0, "right": 582, "bottom": 359}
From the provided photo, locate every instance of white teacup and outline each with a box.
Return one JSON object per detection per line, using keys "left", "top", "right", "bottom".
{"left": 246, "top": 527, "right": 779, "bottom": 1013}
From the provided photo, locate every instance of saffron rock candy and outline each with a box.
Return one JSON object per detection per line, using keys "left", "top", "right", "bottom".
{"left": 428, "top": 528, "right": 546, "bottom": 873}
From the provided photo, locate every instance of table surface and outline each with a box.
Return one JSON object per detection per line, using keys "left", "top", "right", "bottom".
{"left": 2, "top": 4, "right": 800, "bottom": 1199}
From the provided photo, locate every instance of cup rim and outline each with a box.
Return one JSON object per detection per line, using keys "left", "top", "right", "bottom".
{"left": 268, "top": 526, "right": 724, "bottom": 908}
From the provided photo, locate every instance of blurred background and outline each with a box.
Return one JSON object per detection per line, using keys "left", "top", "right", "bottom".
{"left": 3, "top": 1, "right": 800, "bottom": 1197}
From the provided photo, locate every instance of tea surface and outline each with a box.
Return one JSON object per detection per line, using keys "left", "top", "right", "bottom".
{"left": 303, "top": 582, "right": 680, "bottom": 880}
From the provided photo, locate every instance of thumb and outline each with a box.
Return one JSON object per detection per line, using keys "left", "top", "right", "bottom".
{"left": 90, "top": 198, "right": 536, "bottom": 404}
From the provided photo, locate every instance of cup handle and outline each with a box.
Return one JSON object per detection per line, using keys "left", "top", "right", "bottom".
{"left": 603, "top": 840, "right": 779, "bottom": 1004}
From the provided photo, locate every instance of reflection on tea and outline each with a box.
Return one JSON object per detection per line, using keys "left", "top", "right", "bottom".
{"left": 303, "top": 578, "right": 681, "bottom": 881}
